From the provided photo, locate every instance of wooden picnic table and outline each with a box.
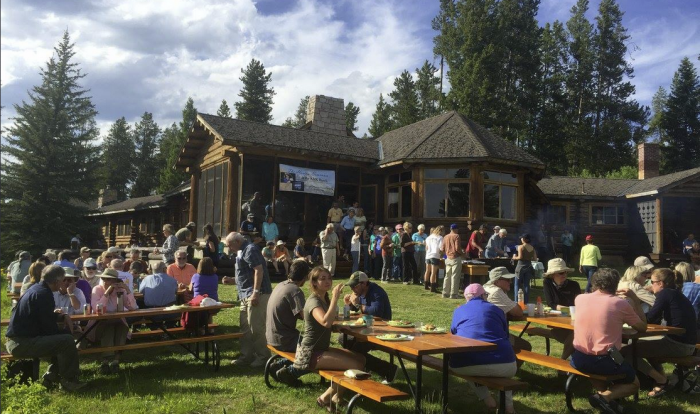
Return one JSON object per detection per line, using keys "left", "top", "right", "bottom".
{"left": 335, "top": 318, "right": 496, "bottom": 413}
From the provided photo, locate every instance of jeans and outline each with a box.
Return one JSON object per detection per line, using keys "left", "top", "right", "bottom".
{"left": 351, "top": 251, "right": 359, "bottom": 273}
{"left": 362, "top": 245, "right": 370, "bottom": 273}
{"left": 392, "top": 256, "right": 403, "bottom": 281}
{"left": 381, "top": 256, "right": 392, "bottom": 281}
{"left": 239, "top": 294, "right": 271, "bottom": 362}
{"left": 6, "top": 334, "right": 81, "bottom": 381}
{"left": 414, "top": 251, "right": 426, "bottom": 280}
{"left": 582, "top": 266, "right": 597, "bottom": 293}
{"left": 402, "top": 251, "right": 418, "bottom": 283}
{"left": 515, "top": 261, "right": 533, "bottom": 303}
{"left": 570, "top": 350, "right": 636, "bottom": 384}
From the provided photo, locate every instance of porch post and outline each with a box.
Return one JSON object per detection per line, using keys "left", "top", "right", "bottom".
{"left": 655, "top": 197, "right": 663, "bottom": 254}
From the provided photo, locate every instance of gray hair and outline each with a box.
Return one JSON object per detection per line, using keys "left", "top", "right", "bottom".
{"left": 417, "top": 224, "right": 425, "bottom": 231}
{"left": 110, "top": 258, "right": 124, "bottom": 271}
{"left": 499, "top": 229, "right": 507, "bottom": 235}
{"left": 153, "top": 261, "right": 167, "bottom": 273}
{"left": 591, "top": 268, "right": 620, "bottom": 294}
{"left": 225, "top": 232, "right": 245, "bottom": 244}
{"left": 163, "top": 223, "right": 175, "bottom": 234}
{"left": 41, "top": 265, "right": 66, "bottom": 284}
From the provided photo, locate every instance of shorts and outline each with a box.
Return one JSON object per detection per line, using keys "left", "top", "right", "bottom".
{"left": 426, "top": 258, "right": 440, "bottom": 265}
{"left": 570, "top": 350, "right": 636, "bottom": 384}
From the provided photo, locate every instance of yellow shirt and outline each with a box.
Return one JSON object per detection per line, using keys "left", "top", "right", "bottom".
{"left": 579, "top": 244, "right": 602, "bottom": 267}
{"left": 327, "top": 208, "right": 343, "bottom": 223}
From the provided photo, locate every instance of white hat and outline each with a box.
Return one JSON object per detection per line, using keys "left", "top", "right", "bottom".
{"left": 276, "top": 240, "right": 285, "bottom": 246}
{"left": 544, "top": 258, "right": 574, "bottom": 276}
{"left": 83, "top": 258, "right": 97, "bottom": 268}
{"left": 486, "top": 267, "right": 516, "bottom": 284}
{"left": 633, "top": 256, "right": 654, "bottom": 271}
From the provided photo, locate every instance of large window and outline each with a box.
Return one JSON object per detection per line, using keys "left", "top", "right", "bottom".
{"left": 424, "top": 168, "right": 471, "bottom": 218}
{"left": 591, "top": 205, "right": 624, "bottom": 225}
{"left": 116, "top": 220, "right": 131, "bottom": 237}
{"left": 483, "top": 170, "right": 517, "bottom": 220}
{"left": 197, "top": 161, "right": 229, "bottom": 238}
{"left": 546, "top": 204, "right": 569, "bottom": 225}
{"left": 387, "top": 171, "right": 413, "bottom": 219}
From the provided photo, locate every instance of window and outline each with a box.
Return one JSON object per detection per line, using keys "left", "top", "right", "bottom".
{"left": 116, "top": 221, "right": 131, "bottom": 236}
{"left": 197, "top": 161, "right": 230, "bottom": 238}
{"left": 483, "top": 171, "right": 518, "bottom": 220}
{"left": 546, "top": 204, "right": 568, "bottom": 225}
{"left": 387, "top": 171, "right": 413, "bottom": 219}
{"left": 424, "top": 168, "right": 471, "bottom": 218}
{"left": 591, "top": 205, "right": 624, "bottom": 225}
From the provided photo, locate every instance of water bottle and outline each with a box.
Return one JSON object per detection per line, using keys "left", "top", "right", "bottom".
{"left": 116, "top": 291, "right": 124, "bottom": 312}
{"left": 517, "top": 288, "right": 525, "bottom": 310}
{"left": 536, "top": 296, "right": 543, "bottom": 316}
{"left": 343, "top": 304, "right": 350, "bottom": 320}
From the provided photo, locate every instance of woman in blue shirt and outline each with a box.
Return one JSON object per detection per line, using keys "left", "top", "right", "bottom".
{"left": 451, "top": 284, "right": 517, "bottom": 413}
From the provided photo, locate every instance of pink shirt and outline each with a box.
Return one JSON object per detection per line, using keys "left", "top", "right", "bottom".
{"left": 573, "top": 290, "right": 641, "bottom": 355}
{"left": 167, "top": 263, "right": 197, "bottom": 286}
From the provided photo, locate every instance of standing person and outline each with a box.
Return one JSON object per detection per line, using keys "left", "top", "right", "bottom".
{"left": 319, "top": 223, "right": 339, "bottom": 276}
{"left": 222, "top": 232, "right": 273, "bottom": 367}
{"left": 294, "top": 267, "right": 365, "bottom": 411}
{"left": 535, "top": 224, "right": 549, "bottom": 265}
{"left": 327, "top": 201, "right": 343, "bottom": 245}
{"left": 443, "top": 224, "right": 464, "bottom": 299}
{"left": 176, "top": 222, "right": 197, "bottom": 261}
{"left": 512, "top": 234, "right": 537, "bottom": 304}
{"left": 467, "top": 225, "right": 488, "bottom": 258}
{"left": 200, "top": 223, "right": 220, "bottom": 266}
{"left": 542, "top": 258, "right": 580, "bottom": 361}
{"left": 560, "top": 228, "right": 574, "bottom": 266}
{"left": 579, "top": 235, "right": 602, "bottom": 293}
{"left": 370, "top": 226, "right": 383, "bottom": 280}
{"left": 380, "top": 227, "right": 394, "bottom": 283}
{"left": 340, "top": 209, "right": 356, "bottom": 258}
{"left": 391, "top": 225, "right": 403, "bottom": 282}
{"left": 155, "top": 224, "right": 179, "bottom": 265}
{"left": 74, "top": 247, "right": 91, "bottom": 271}
{"left": 424, "top": 225, "right": 444, "bottom": 292}
{"left": 413, "top": 224, "right": 428, "bottom": 283}
{"left": 622, "top": 268, "right": 698, "bottom": 398}
{"left": 5, "top": 265, "right": 86, "bottom": 391}
{"left": 262, "top": 216, "right": 279, "bottom": 243}
{"left": 350, "top": 226, "right": 362, "bottom": 273}
{"left": 354, "top": 208, "right": 367, "bottom": 231}
{"left": 361, "top": 222, "right": 373, "bottom": 274}
{"left": 570, "top": 269, "right": 647, "bottom": 414}
{"left": 485, "top": 228, "right": 508, "bottom": 258}
{"left": 401, "top": 222, "right": 419, "bottom": 285}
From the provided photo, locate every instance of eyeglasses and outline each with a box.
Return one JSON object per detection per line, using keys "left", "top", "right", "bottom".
{"left": 650, "top": 279, "right": 663, "bottom": 285}
{"left": 177, "top": 256, "right": 187, "bottom": 260}
{"left": 85, "top": 267, "right": 96, "bottom": 271}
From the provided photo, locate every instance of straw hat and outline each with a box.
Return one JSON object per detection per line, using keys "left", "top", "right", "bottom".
{"left": 544, "top": 258, "right": 574, "bottom": 276}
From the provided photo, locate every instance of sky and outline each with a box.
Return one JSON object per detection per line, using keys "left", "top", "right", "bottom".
{"left": 1, "top": 0, "right": 698, "bottom": 139}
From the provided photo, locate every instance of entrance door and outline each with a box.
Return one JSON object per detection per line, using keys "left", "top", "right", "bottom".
{"left": 360, "top": 185, "right": 377, "bottom": 222}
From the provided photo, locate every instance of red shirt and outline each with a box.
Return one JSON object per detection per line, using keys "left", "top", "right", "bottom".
{"left": 467, "top": 231, "right": 486, "bottom": 258}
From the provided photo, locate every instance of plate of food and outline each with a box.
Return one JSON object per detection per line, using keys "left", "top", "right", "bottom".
{"left": 386, "top": 320, "right": 414, "bottom": 328}
{"left": 342, "top": 318, "right": 367, "bottom": 328}
{"left": 376, "top": 334, "right": 412, "bottom": 341}
{"left": 164, "top": 304, "right": 190, "bottom": 311}
{"left": 419, "top": 324, "right": 446, "bottom": 334}
{"left": 547, "top": 310, "right": 562, "bottom": 316}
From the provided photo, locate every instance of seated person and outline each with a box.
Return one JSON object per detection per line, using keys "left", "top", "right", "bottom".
{"left": 190, "top": 257, "right": 219, "bottom": 301}
{"left": 109, "top": 258, "right": 134, "bottom": 293}
{"left": 294, "top": 267, "right": 365, "bottom": 411}
{"left": 123, "top": 249, "right": 150, "bottom": 277}
{"left": 294, "top": 238, "right": 313, "bottom": 262}
{"left": 139, "top": 262, "right": 178, "bottom": 307}
{"left": 571, "top": 268, "right": 647, "bottom": 414}
{"left": 128, "top": 261, "right": 145, "bottom": 292}
{"left": 53, "top": 268, "right": 87, "bottom": 316}
{"left": 482, "top": 267, "right": 532, "bottom": 352}
{"left": 273, "top": 240, "right": 292, "bottom": 276}
{"left": 89, "top": 269, "right": 138, "bottom": 375}
{"left": 262, "top": 241, "right": 275, "bottom": 262}
{"left": 20, "top": 260, "right": 46, "bottom": 297}
{"left": 621, "top": 268, "right": 698, "bottom": 398}
{"left": 80, "top": 257, "right": 101, "bottom": 294}
{"left": 542, "top": 258, "right": 581, "bottom": 361}
{"left": 678, "top": 261, "right": 700, "bottom": 320}
{"left": 617, "top": 264, "right": 655, "bottom": 311}
{"left": 266, "top": 261, "right": 311, "bottom": 386}
{"left": 166, "top": 251, "right": 196, "bottom": 290}
{"left": 5, "top": 265, "right": 86, "bottom": 391}
{"left": 53, "top": 250, "right": 77, "bottom": 270}
{"left": 74, "top": 247, "right": 91, "bottom": 271}
{"left": 450, "top": 284, "right": 518, "bottom": 414}
{"left": 342, "top": 271, "right": 397, "bottom": 381}
{"left": 97, "top": 251, "right": 113, "bottom": 272}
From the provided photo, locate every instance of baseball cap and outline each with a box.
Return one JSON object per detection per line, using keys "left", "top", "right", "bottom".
{"left": 585, "top": 235, "right": 593, "bottom": 241}
{"left": 493, "top": 226, "right": 501, "bottom": 231}
{"left": 83, "top": 258, "right": 97, "bottom": 268}
{"left": 187, "top": 222, "right": 196, "bottom": 228}
{"left": 486, "top": 266, "right": 516, "bottom": 284}
{"left": 633, "top": 256, "right": 654, "bottom": 271}
{"left": 276, "top": 240, "right": 285, "bottom": 246}
{"left": 247, "top": 213, "right": 255, "bottom": 218}
{"left": 450, "top": 224, "right": 458, "bottom": 230}
{"left": 80, "top": 247, "right": 91, "bottom": 253}
{"left": 347, "top": 271, "right": 369, "bottom": 288}
{"left": 464, "top": 283, "right": 486, "bottom": 298}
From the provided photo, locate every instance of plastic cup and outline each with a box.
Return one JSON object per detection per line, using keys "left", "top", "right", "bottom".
{"left": 569, "top": 306, "right": 576, "bottom": 322}
{"left": 527, "top": 304, "right": 536, "bottom": 316}
{"left": 362, "top": 314, "right": 373, "bottom": 327}
{"left": 62, "top": 306, "right": 69, "bottom": 315}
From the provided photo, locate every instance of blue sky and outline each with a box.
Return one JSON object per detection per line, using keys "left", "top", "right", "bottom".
{"left": 1, "top": 0, "right": 698, "bottom": 138}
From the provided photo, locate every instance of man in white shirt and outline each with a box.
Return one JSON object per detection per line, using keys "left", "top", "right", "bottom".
{"left": 483, "top": 267, "right": 532, "bottom": 352}
{"left": 53, "top": 268, "right": 86, "bottom": 315}
{"left": 110, "top": 259, "right": 134, "bottom": 293}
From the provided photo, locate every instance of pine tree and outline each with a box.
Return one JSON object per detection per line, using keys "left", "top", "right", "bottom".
{"left": 217, "top": 99, "right": 232, "bottom": 118}
{"left": 661, "top": 57, "right": 700, "bottom": 173}
{"left": 159, "top": 98, "right": 197, "bottom": 193}
{"left": 1, "top": 31, "right": 100, "bottom": 255}
{"left": 101, "top": 117, "right": 135, "bottom": 200}
{"left": 131, "top": 112, "right": 161, "bottom": 197}
{"left": 282, "top": 96, "right": 310, "bottom": 128}
{"left": 234, "top": 59, "right": 275, "bottom": 123}
{"left": 368, "top": 94, "right": 394, "bottom": 138}
{"left": 345, "top": 102, "right": 360, "bottom": 132}
{"left": 648, "top": 87, "right": 667, "bottom": 143}
{"left": 415, "top": 60, "right": 442, "bottom": 119}
{"left": 389, "top": 70, "right": 420, "bottom": 128}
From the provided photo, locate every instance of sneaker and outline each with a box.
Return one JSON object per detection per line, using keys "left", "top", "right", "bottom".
{"left": 442, "top": 294, "right": 450, "bottom": 299}
{"left": 99, "top": 361, "right": 111, "bottom": 375}
{"left": 41, "top": 371, "right": 59, "bottom": 389}
{"left": 402, "top": 282, "right": 410, "bottom": 285}
{"left": 232, "top": 358, "right": 252, "bottom": 367}
{"left": 588, "top": 394, "right": 616, "bottom": 414}
{"left": 276, "top": 366, "right": 303, "bottom": 387}
{"left": 109, "top": 360, "right": 120, "bottom": 374}
{"left": 251, "top": 356, "right": 268, "bottom": 368}
{"left": 60, "top": 379, "right": 87, "bottom": 392}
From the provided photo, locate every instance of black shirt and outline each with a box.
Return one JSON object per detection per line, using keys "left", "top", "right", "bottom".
{"left": 240, "top": 220, "right": 256, "bottom": 232}
{"left": 6, "top": 281, "right": 60, "bottom": 338}
{"left": 543, "top": 278, "right": 581, "bottom": 309}
{"left": 203, "top": 234, "right": 220, "bottom": 265}
{"left": 646, "top": 288, "right": 698, "bottom": 344}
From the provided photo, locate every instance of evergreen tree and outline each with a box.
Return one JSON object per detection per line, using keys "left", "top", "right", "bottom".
{"left": 234, "top": 59, "right": 275, "bottom": 123}
{"left": 217, "top": 99, "right": 232, "bottom": 118}
{"left": 345, "top": 102, "right": 360, "bottom": 132}
{"left": 368, "top": 94, "right": 393, "bottom": 138}
{"left": 1, "top": 31, "right": 100, "bottom": 255}
{"left": 281, "top": 117, "right": 295, "bottom": 128}
{"left": 389, "top": 70, "right": 420, "bottom": 128}
{"left": 159, "top": 98, "right": 197, "bottom": 193}
{"left": 131, "top": 112, "right": 161, "bottom": 197}
{"left": 415, "top": 60, "right": 442, "bottom": 119}
{"left": 648, "top": 87, "right": 667, "bottom": 143}
{"left": 101, "top": 117, "right": 135, "bottom": 200}
{"left": 661, "top": 57, "right": 700, "bottom": 173}
{"left": 282, "top": 96, "right": 310, "bottom": 128}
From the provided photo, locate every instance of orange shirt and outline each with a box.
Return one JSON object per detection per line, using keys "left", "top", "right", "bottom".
{"left": 166, "top": 263, "right": 196, "bottom": 286}
{"left": 443, "top": 232, "right": 463, "bottom": 259}
{"left": 573, "top": 290, "right": 642, "bottom": 355}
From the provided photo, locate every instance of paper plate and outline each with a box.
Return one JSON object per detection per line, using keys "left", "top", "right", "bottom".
{"left": 419, "top": 327, "right": 446, "bottom": 334}
{"left": 386, "top": 321, "right": 414, "bottom": 328}
{"left": 376, "top": 334, "right": 412, "bottom": 341}
{"left": 342, "top": 321, "right": 367, "bottom": 328}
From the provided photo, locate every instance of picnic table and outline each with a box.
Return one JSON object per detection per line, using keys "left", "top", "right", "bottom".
{"left": 334, "top": 317, "right": 496, "bottom": 413}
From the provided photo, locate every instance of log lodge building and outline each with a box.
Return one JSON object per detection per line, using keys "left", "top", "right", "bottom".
{"left": 91, "top": 95, "right": 700, "bottom": 266}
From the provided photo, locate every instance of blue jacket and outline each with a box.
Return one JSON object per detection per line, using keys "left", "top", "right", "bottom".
{"left": 359, "top": 282, "right": 392, "bottom": 320}
{"left": 6, "top": 282, "right": 60, "bottom": 338}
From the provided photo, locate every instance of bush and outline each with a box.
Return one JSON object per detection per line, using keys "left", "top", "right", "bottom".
{"left": 1, "top": 364, "right": 50, "bottom": 414}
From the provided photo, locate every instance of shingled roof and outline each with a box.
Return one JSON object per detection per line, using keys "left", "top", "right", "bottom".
{"left": 197, "top": 113, "right": 379, "bottom": 162}
{"left": 537, "top": 166, "right": 700, "bottom": 198}
{"left": 89, "top": 183, "right": 190, "bottom": 216}
{"left": 377, "top": 111, "right": 544, "bottom": 168}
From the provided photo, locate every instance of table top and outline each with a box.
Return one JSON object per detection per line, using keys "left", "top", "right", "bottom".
{"left": 334, "top": 319, "right": 496, "bottom": 356}
{"left": 522, "top": 315, "right": 686, "bottom": 339}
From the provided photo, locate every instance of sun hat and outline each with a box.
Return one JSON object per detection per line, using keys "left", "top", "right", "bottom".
{"left": 486, "top": 266, "right": 516, "bottom": 284}
{"left": 544, "top": 258, "right": 574, "bottom": 276}
{"left": 186, "top": 222, "right": 196, "bottom": 228}
{"left": 464, "top": 283, "right": 486, "bottom": 299}
{"left": 276, "top": 240, "right": 285, "bottom": 246}
{"left": 100, "top": 268, "right": 120, "bottom": 279}
{"left": 83, "top": 258, "right": 97, "bottom": 269}
{"left": 80, "top": 247, "right": 91, "bottom": 253}
{"left": 62, "top": 267, "right": 78, "bottom": 278}
{"left": 633, "top": 256, "right": 654, "bottom": 271}
{"left": 585, "top": 235, "right": 593, "bottom": 241}
{"left": 347, "top": 271, "right": 369, "bottom": 288}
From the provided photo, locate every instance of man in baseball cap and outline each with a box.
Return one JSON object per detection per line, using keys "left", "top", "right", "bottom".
{"left": 483, "top": 266, "right": 532, "bottom": 353}
{"left": 633, "top": 256, "right": 654, "bottom": 271}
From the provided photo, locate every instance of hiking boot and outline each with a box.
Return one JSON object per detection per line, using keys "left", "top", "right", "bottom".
{"left": 276, "top": 366, "right": 303, "bottom": 387}
{"left": 424, "top": 281, "right": 430, "bottom": 290}
{"left": 60, "top": 379, "right": 87, "bottom": 392}
{"left": 430, "top": 283, "right": 437, "bottom": 293}
{"left": 232, "top": 357, "right": 252, "bottom": 367}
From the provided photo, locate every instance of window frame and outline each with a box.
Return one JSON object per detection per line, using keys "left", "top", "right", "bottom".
{"left": 422, "top": 167, "right": 472, "bottom": 219}
{"left": 545, "top": 203, "right": 570, "bottom": 225}
{"left": 385, "top": 171, "right": 413, "bottom": 220}
{"left": 482, "top": 170, "right": 519, "bottom": 221}
{"left": 589, "top": 204, "right": 625, "bottom": 226}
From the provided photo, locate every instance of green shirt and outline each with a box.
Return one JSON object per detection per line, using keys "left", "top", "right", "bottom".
{"left": 300, "top": 294, "right": 331, "bottom": 352}
{"left": 579, "top": 244, "right": 602, "bottom": 267}
{"left": 392, "top": 233, "right": 402, "bottom": 257}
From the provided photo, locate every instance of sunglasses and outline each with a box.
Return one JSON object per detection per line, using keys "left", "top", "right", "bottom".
{"left": 105, "top": 256, "right": 113, "bottom": 259}
{"left": 177, "top": 256, "right": 187, "bottom": 260}
{"left": 85, "top": 267, "right": 97, "bottom": 271}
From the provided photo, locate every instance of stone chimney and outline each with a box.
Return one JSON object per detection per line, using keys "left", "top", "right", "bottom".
{"left": 306, "top": 95, "right": 347, "bottom": 137}
{"left": 638, "top": 142, "right": 659, "bottom": 180}
{"left": 98, "top": 188, "right": 118, "bottom": 208}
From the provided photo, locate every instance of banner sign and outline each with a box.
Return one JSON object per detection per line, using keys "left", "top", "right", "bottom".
{"left": 279, "top": 164, "right": 335, "bottom": 196}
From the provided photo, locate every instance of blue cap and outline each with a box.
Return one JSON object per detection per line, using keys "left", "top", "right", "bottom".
{"left": 450, "top": 224, "right": 458, "bottom": 230}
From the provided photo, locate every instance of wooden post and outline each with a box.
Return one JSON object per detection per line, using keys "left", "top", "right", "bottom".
{"left": 656, "top": 197, "right": 663, "bottom": 254}
{"left": 227, "top": 156, "right": 240, "bottom": 233}
{"left": 189, "top": 170, "right": 199, "bottom": 229}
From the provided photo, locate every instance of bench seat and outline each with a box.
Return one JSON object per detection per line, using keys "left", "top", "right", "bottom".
{"left": 80, "top": 332, "right": 242, "bottom": 355}
{"left": 130, "top": 324, "right": 219, "bottom": 339}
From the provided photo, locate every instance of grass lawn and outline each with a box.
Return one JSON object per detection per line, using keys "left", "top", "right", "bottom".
{"left": 1, "top": 272, "right": 698, "bottom": 414}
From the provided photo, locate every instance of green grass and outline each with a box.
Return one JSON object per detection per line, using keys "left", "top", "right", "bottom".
{"left": 1, "top": 273, "right": 698, "bottom": 414}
